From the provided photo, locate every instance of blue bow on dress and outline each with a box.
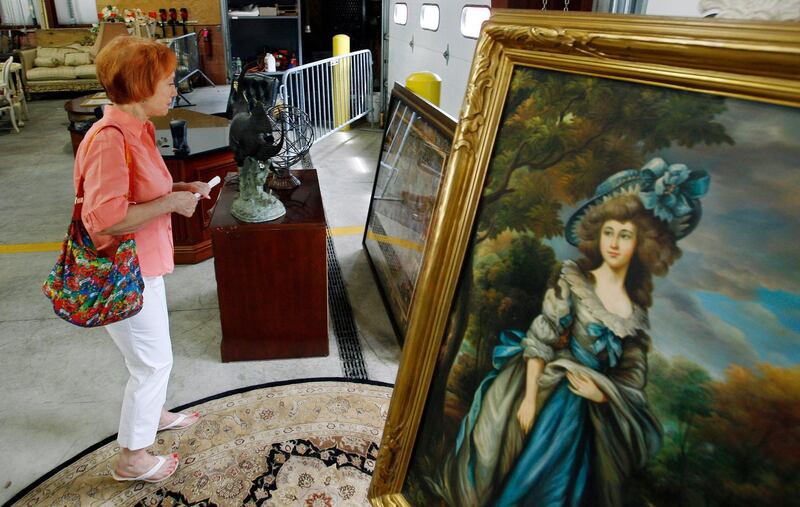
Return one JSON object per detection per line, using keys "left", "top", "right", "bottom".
{"left": 587, "top": 323, "right": 623, "bottom": 368}
{"left": 639, "top": 158, "right": 710, "bottom": 222}
{"left": 456, "top": 314, "right": 574, "bottom": 453}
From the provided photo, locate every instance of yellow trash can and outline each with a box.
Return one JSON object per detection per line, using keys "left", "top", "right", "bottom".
{"left": 333, "top": 34, "right": 351, "bottom": 131}
{"left": 406, "top": 72, "right": 442, "bottom": 106}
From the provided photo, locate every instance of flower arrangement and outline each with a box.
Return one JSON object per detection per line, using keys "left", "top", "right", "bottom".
{"left": 98, "top": 5, "right": 120, "bottom": 22}
{"left": 86, "top": 23, "right": 99, "bottom": 44}
{"left": 123, "top": 8, "right": 146, "bottom": 24}
{"left": 95, "top": 6, "right": 154, "bottom": 37}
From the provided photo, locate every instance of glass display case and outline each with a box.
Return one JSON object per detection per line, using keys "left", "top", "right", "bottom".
{"left": 363, "top": 83, "right": 457, "bottom": 341}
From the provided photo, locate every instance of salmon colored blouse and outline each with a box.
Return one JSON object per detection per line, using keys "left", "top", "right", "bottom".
{"left": 73, "top": 106, "right": 175, "bottom": 277}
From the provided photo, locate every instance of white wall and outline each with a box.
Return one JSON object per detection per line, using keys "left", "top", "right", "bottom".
{"left": 384, "top": 0, "right": 796, "bottom": 119}
{"left": 384, "top": 0, "right": 705, "bottom": 119}
{"left": 387, "top": 0, "right": 490, "bottom": 118}
{"left": 645, "top": 0, "right": 800, "bottom": 20}
{"left": 644, "top": 0, "right": 702, "bottom": 17}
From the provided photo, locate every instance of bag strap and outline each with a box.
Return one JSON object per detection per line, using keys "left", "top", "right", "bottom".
{"left": 72, "top": 125, "right": 133, "bottom": 221}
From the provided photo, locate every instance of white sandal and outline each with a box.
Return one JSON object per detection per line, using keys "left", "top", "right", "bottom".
{"left": 157, "top": 411, "right": 200, "bottom": 432}
{"left": 111, "top": 454, "right": 179, "bottom": 483}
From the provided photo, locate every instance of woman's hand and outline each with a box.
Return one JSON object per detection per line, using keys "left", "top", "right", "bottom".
{"left": 517, "top": 395, "right": 537, "bottom": 434}
{"left": 518, "top": 357, "right": 545, "bottom": 434}
{"left": 183, "top": 181, "right": 212, "bottom": 199}
{"left": 566, "top": 371, "right": 606, "bottom": 403}
{"left": 169, "top": 191, "right": 199, "bottom": 217}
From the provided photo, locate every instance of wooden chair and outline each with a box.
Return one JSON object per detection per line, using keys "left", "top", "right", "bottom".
{"left": 0, "top": 56, "right": 25, "bottom": 133}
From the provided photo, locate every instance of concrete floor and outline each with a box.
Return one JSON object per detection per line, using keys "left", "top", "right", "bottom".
{"left": 0, "top": 86, "right": 400, "bottom": 503}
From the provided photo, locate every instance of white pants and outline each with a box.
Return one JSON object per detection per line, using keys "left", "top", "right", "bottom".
{"left": 105, "top": 275, "right": 173, "bottom": 450}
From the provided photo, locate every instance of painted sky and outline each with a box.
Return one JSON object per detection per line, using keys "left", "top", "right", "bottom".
{"left": 550, "top": 97, "right": 800, "bottom": 377}
{"left": 648, "top": 98, "right": 800, "bottom": 376}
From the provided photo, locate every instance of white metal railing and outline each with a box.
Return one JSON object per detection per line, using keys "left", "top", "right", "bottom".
{"left": 280, "top": 49, "right": 373, "bottom": 143}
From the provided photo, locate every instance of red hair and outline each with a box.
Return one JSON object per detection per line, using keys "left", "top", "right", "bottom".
{"left": 95, "top": 36, "right": 177, "bottom": 104}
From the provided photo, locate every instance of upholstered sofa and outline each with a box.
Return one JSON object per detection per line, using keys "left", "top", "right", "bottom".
{"left": 17, "top": 44, "right": 101, "bottom": 94}
{"left": 15, "top": 25, "right": 131, "bottom": 95}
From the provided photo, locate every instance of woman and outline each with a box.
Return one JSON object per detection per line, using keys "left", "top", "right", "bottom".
{"left": 75, "top": 36, "right": 209, "bottom": 482}
{"left": 437, "top": 159, "right": 710, "bottom": 506}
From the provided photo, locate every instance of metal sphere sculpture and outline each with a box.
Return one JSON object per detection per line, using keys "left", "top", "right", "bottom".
{"left": 267, "top": 104, "right": 315, "bottom": 189}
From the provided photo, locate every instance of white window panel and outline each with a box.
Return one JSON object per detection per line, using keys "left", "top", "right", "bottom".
{"left": 55, "top": 0, "right": 99, "bottom": 25}
{"left": 420, "top": 4, "right": 440, "bottom": 31}
{"left": 0, "top": 0, "right": 35, "bottom": 25}
{"left": 460, "top": 5, "right": 491, "bottom": 39}
{"left": 393, "top": 2, "right": 408, "bottom": 25}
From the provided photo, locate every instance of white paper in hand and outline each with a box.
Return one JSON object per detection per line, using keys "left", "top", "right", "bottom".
{"left": 195, "top": 176, "right": 221, "bottom": 198}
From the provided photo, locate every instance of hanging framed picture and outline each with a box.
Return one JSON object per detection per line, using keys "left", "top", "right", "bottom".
{"left": 363, "top": 83, "right": 457, "bottom": 341}
{"left": 369, "top": 11, "right": 800, "bottom": 507}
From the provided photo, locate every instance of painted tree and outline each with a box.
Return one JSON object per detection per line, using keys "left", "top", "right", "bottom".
{"left": 635, "top": 354, "right": 714, "bottom": 506}
{"left": 442, "top": 233, "right": 555, "bottom": 437}
{"left": 631, "top": 360, "right": 800, "bottom": 507}
{"left": 695, "top": 364, "right": 800, "bottom": 507}
{"left": 425, "top": 66, "right": 734, "bottom": 441}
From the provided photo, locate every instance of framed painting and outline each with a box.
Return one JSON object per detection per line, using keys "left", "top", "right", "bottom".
{"left": 369, "top": 11, "right": 800, "bottom": 507}
{"left": 363, "top": 83, "right": 457, "bottom": 340}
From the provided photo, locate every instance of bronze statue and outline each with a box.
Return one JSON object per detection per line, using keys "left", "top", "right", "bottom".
{"left": 228, "top": 102, "right": 286, "bottom": 222}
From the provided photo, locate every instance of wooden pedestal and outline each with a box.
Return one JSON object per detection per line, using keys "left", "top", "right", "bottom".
{"left": 210, "top": 170, "right": 329, "bottom": 362}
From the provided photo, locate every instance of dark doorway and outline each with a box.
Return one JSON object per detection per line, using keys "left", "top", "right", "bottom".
{"left": 303, "top": 0, "right": 381, "bottom": 90}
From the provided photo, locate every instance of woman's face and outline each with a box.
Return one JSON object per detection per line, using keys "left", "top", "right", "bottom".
{"left": 599, "top": 220, "right": 637, "bottom": 271}
{"left": 141, "top": 72, "right": 177, "bottom": 118}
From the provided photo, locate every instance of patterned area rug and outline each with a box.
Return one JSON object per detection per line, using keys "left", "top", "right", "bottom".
{"left": 6, "top": 379, "right": 392, "bottom": 507}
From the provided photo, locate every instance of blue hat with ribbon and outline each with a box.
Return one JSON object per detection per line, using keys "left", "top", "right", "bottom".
{"left": 564, "top": 157, "right": 711, "bottom": 246}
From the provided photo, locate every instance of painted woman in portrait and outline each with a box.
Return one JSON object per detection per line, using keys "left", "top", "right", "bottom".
{"left": 435, "top": 158, "right": 710, "bottom": 507}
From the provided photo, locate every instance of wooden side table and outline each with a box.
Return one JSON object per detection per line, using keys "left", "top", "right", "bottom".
{"left": 164, "top": 151, "right": 236, "bottom": 263}
{"left": 210, "top": 170, "right": 329, "bottom": 362}
{"left": 154, "top": 110, "right": 236, "bottom": 264}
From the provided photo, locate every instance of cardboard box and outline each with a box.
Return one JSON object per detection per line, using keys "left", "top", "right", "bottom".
{"left": 258, "top": 6, "right": 278, "bottom": 16}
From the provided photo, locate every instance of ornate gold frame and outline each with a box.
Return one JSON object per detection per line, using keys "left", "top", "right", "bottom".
{"left": 368, "top": 10, "right": 800, "bottom": 506}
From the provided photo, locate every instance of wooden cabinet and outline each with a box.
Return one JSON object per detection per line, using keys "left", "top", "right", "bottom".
{"left": 163, "top": 151, "right": 235, "bottom": 263}
{"left": 152, "top": 109, "right": 236, "bottom": 264}
{"left": 210, "top": 169, "right": 328, "bottom": 362}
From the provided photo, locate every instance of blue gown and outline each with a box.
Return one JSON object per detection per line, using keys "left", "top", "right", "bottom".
{"left": 495, "top": 332, "right": 608, "bottom": 507}
{"left": 440, "top": 261, "right": 662, "bottom": 507}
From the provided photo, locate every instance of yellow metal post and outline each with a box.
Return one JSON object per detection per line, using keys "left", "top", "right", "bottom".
{"left": 332, "top": 34, "right": 351, "bottom": 131}
{"left": 405, "top": 72, "right": 442, "bottom": 106}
